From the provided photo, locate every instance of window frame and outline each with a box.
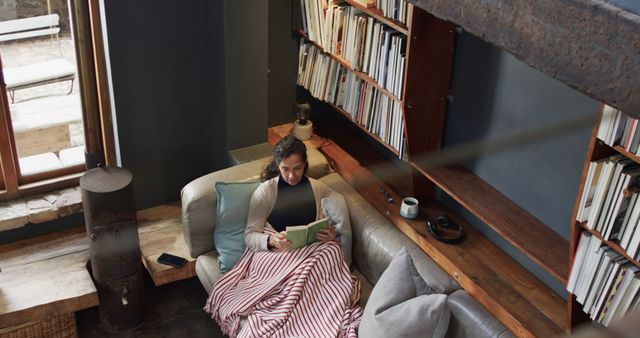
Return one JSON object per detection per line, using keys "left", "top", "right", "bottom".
{"left": 0, "top": 0, "right": 114, "bottom": 202}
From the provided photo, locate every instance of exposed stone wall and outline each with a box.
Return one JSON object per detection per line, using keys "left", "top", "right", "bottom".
{"left": 0, "top": 187, "right": 82, "bottom": 231}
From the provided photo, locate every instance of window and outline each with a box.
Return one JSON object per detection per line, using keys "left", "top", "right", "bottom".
{"left": 0, "top": 0, "right": 112, "bottom": 201}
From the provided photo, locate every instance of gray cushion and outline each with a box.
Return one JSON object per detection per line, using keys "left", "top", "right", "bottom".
{"left": 321, "top": 192, "right": 352, "bottom": 266}
{"left": 359, "top": 249, "right": 451, "bottom": 338}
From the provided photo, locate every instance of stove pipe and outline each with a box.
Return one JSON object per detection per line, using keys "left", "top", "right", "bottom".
{"left": 80, "top": 166, "right": 144, "bottom": 331}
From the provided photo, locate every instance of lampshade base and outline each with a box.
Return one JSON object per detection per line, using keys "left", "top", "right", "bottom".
{"left": 293, "top": 120, "right": 313, "bottom": 141}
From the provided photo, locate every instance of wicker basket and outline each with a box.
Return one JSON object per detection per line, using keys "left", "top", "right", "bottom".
{"left": 0, "top": 313, "right": 77, "bottom": 338}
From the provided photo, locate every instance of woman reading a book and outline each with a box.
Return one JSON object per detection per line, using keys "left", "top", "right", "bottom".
{"left": 244, "top": 135, "right": 337, "bottom": 251}
{"left": 205, "top": 135, "right": 362, "bottom": 338}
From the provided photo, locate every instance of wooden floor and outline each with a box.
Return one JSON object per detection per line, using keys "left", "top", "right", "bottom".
{"left": 269, "top": 123, "right": 566, "bottom": 337}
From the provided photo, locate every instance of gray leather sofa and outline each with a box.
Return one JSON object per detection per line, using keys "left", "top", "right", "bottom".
{"left": 181, "top": 146, "right": 514, "bottom": 338}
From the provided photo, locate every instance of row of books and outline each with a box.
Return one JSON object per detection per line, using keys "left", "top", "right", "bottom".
{"left": 597, "top": 105, "right": 640, "bottom": 154}
{"left": 297, "top": 42, "right": 406, "bottom": 157}
{"left": 577, "top": 154, "right": 640, "bottom": 258}
{"left": 376, "top": 0, "right": 412, "bottom": 25}
{"left": 301, "top": 0, "right": 407, "bottom": 97}
{"left": 568, "top": 232, "right": 640, "bottom": 327}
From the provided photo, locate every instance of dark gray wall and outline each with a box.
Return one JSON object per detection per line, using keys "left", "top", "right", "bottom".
{"left": 441, "top": 31, "right": 599, "bottom": 296}
{"left": 104, "top": 0, "right": 267, "bottom": 209}
{"left": 224, "top": 0, "right": 269, "bottom": 149}
{"left": 606, "top": 0, "right": 640, "bottom": 14}
{"left": 268, "top": 0, "right": 299, "bottom": 126}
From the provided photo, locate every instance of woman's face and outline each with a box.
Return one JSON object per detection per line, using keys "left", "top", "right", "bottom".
{"left": 278, "top": 154, "right": 305, "bottom": 186}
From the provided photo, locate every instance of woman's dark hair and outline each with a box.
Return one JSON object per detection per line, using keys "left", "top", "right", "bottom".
{"left": 261, "top": 135, "right": 308, "bottom": 181}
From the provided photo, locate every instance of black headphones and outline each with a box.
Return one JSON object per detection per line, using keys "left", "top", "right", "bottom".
{"left": 427, "top": 215, "right": 465, "bottom": 244}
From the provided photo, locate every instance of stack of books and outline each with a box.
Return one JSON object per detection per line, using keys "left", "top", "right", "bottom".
{"left": 297, "top": 43, "right": 406, "bottom": 156}
{"left": 298, "top": 0, "right": 410, "bottom": 158}
{"left": 568, "top": 232, "right": 640, "bottom": 326}
{"left": 300, "top": 1, "right": 409, "bottom": 98}
{"left": 376, "top": 0, "right": 411, "bottom": 24}
{"left": 597, "top": 105, "right": 640, "bottom": 154}
{"left": 576, "top": 108, "right": 640, "bottom": 258}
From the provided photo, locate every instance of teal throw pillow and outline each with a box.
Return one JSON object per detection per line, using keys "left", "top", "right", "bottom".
{"left": 214, "top": 181, "right": 260, "bottom": 272}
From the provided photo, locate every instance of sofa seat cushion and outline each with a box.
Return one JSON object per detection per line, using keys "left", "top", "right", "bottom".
{"left": 353, "top": 269, "right": 373, "bottom": 309}
{"left": 196, "top": 251, "right": 224, "bottom": 295}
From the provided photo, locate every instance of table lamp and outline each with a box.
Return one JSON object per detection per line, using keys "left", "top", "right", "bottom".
{"left": 293, "top": 101, "right": 313, "bottom": 140}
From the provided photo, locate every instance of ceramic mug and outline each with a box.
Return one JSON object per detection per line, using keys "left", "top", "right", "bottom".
{"left": 400, "top": 197, "right": 419, "bottom": 219}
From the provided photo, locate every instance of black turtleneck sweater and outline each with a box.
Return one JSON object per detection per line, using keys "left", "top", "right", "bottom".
{"left": 267, "top": 176, "right": 316, "bottom": 232}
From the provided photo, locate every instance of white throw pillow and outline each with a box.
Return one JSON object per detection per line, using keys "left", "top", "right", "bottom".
{"left": 321, "top": 192, "right": 352, "bottom": 266}
{"left": 359, "top": 248, "right": 451, "bottom": 338}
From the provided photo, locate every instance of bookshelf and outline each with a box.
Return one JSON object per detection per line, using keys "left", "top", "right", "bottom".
{"left": 568, "top": 105, "right": 640, "bottom": 330}
{"left": 295, "top": 0, "right": 567, "bottom": 336}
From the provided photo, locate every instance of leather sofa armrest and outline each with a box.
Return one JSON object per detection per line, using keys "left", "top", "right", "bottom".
{"left": 181, "top": 158, "right": 268, "bottom": 257}
{"left": 446, "top": 290, "right": 514, "bottom": 338}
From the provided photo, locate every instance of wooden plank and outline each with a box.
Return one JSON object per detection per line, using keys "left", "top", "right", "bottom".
{"left": 15, "top": 124, "right": 71, "bottom": 157}
{"left": 270, "top": 123, "right": 567, "bottom": 337}
{"left": 412, "top": 163, "right": 569, "bottom": 284}
{"left": 0, "top": 227, "right": 97, "bottom": 328}
{"left": 0, "top": 14, "right": 59, "bottom": 35}
{"left": 402, "top": 9, "right": 455, "bottom": 159}
{"left": 137, "top": 203, "right": 196, "bottom": 286}
{"left": 0, "top": 28, "right": 60, "bottom": 42}
{"left": 343, "top": 0, "right": 408, "bottom": 34}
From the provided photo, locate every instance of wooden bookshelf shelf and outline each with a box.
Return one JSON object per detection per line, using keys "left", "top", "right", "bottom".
{"left": 411, "top": 162, "right": 570, "bottom": 284}
{"left": 325, "top": 99, "right": 400, "bottom": 155}
{"left": 297, "top": 29, "right": 402, "bottom": 102}
{"left": 271, "top": 123, "right": 567, "bottom": 337}
{"left": 612, "top": 145, "right": 640, "bottom": 164}
{"left": 343, "top": 0, "right": 409, "bottom": 35}
{"left": 577, "top": 221, "right": 640, "bottom": 268}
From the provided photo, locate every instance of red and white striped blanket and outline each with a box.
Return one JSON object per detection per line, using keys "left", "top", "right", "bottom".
{"left": 205, "top": 241, "right": 362, "bottom": 338}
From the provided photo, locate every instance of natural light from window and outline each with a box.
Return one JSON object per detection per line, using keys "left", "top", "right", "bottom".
{"left": 0, "top": 0, "right": 85, "bottom": 177}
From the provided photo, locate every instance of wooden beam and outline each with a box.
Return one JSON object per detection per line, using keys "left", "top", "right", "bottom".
{"left": 408, "top": 0, "right": 640, "bottom": 115}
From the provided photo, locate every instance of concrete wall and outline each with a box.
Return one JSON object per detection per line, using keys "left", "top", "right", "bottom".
{"left": 441, "top": 31, "right": 599, "bottom": 296}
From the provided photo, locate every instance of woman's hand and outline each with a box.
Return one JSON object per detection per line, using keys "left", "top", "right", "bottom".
{"left": 316, "top": 226, "right": 337, "bottom": 242}
{"left": 268, "top": 232, "right": 291, "bottom": 251}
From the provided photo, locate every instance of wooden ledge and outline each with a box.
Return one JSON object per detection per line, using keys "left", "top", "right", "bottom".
{"left": 138, "top": 203, "right": 196, "bottom": 286}
{"left": 412, "top": 163, "right": 570, "bottom": 284}
{"left": 0, "top": 227, "right": 97, "bottom": 328}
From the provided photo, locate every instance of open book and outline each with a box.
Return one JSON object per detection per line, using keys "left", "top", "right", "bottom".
{"left": 286, "top": 218, "right": 330, "bottom": 250}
